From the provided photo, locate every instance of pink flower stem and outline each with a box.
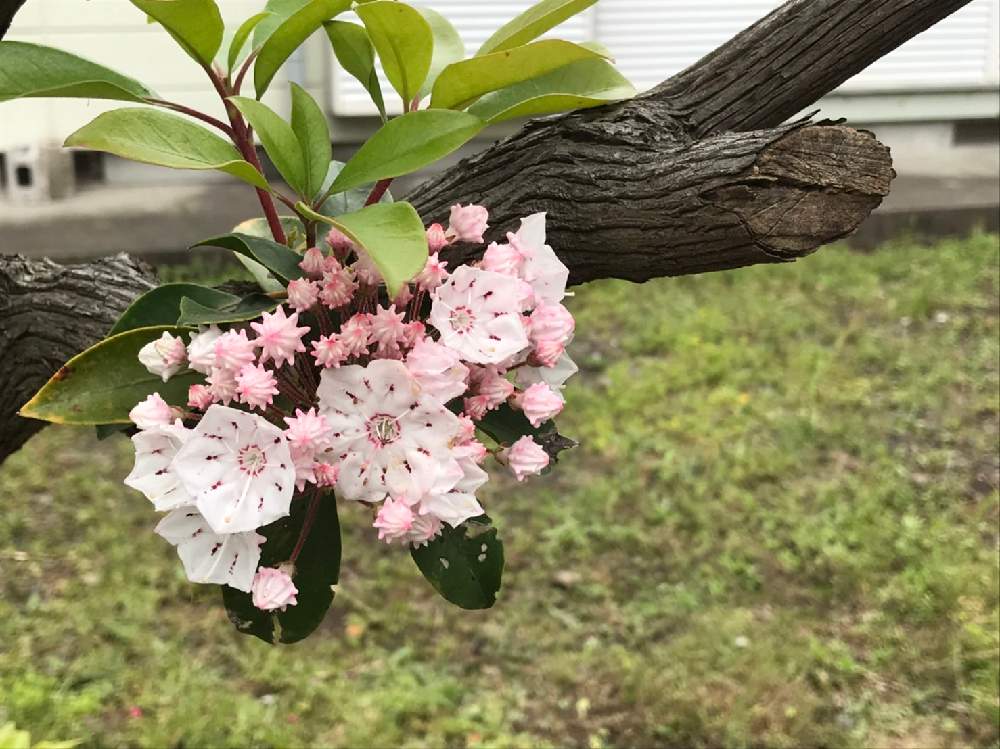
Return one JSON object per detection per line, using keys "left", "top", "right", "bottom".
{"left": 290, "top": 488, "right": 323, "bottom": 564}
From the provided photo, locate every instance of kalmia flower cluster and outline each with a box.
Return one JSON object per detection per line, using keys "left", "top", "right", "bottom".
{"left": 124, "top": 206, "right": 577, "bottom": 612}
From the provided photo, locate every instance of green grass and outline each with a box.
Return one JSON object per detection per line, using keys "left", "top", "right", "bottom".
{"left": 2, "top": 235, "right": 998, "bottom": 748}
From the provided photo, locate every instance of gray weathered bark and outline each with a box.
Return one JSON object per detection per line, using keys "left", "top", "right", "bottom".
{"left": 0, "top": 0, "right": 974, "bottom": 460}
{"left": 0, "top": 254, "right": 155, "bottom": 462}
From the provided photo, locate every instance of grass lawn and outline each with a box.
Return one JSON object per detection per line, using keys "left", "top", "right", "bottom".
{"left": 1, "top": 235, "right": 997, "bottom": 748}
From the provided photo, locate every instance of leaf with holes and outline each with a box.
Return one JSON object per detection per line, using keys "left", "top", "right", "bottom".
{"left": 411, "top": 516, "right": 504, "bottom": 609}
{"left": 109, "top": 284, "right": 239, "bottom": 335}
{"left": 19, "top": 326, "right": 199, "bottom": 425}
{"left": 222, "top": 492, "right": 341, "bottom": 644}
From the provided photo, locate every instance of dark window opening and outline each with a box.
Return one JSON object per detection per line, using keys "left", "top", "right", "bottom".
{"left": 0, "top": 153, "right": 6, "bottom": 192}
{"left": 954, "top": 119, "right": 1000, "bottom": 146}
{"left": 73, "top": 151, "right": 105, "bottom": 185}
{"left": 15, "top": 166, "right": 33, "bottom": 188}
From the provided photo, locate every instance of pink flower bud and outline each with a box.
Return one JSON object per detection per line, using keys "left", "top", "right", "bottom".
{"left": 213, "top": 329, "right": 256, "bottom": 372}
{"left": 251, "top": 567, "right": 298, "bottom": 611}
{"left": 207, "top": 366, "right": 238, "bottom": 405}
{"left": 129, "top": 393, "right": 180, "bottom": 430}
{"left": 353, "top": 252, "right": 382, "bottom": 286}
{"left": 473, "top": 366, "right": 514, "bottom": 410}
{"left": 531, "top": 340, "right": 565, "bottom": 368}
{"left": 314, "top": 461, "right": 340, "bottom": 487}
{"left": 400, "top": 321, "right": 425, "bottom": 349}
{"left": 187, "top": 384, "right": 214, "bottom": 411}
{"left": 447, "top": 203, "right": 489, "bottom": 243}
{"left": 506, "top": 435, "right": 549, "bottom": 481}
{"left": 186, "top": 326, "right": 222, "bottom": 375}
{"left": 138, "top": 332, "right": 187, "bottom": 382}
{"left": 311, "top": 334, "right": 348, "bottom": 368}
{"left": 373, "top": 498, "right": 415, "bottom": 543}
{"left": 286, "top": 278, "right": 319, "bottom": 312}
{"left": 481, "top": 241, "right": 523, "bottom": 276}
{"left": 299, "top": 247, "right": 326, "bottom": 278}
{"left": 406, "top": 338, "right": 469, "bottom": 403}
{"left": 463, "top": 394, "right": 491, "bottom": 421}
{"left": 236, "top": 363, "right": 279, "bottom": 410}
{"left": 415, "top": 252, "right": 449, "bottom": 291}
{"left": 426, "top": 223, "right": 449, "bottom": 252}
{"left": 319, "top": 267, "right": 357, "bottom": 309}
{"left": 516, "top": 382, "right": 564, "bottom": 427}
{"left": 326, "top": 228, "right": 355, "bottom": 260}
{"left": 528, "top": 302, "right": 575, "bottom": 348}
{"left": 283, "top": 408, "right": 331, "bottom": 453}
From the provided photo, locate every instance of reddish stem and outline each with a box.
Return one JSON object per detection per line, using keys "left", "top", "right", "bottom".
{"left": 290, "top": 489, "right": 323, "bottom": 563}
{"left": 365, "top": 178, "right": 393, "bottom": 206}
{"left": 204, "top": 64, "right": 287, "bottom": 245}
{"left": 147, "top": 99, "right": 234, "bottom": 137}
{"left": 234, "top": 49, "right": 260, "bottom": 95}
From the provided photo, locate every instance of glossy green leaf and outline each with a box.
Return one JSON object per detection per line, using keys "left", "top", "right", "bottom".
{"left": 227, "top": 11, "right": 271, "bottom": 72}
{"left": 411, "top": 516, "right": 503, "bottom": 609}
{"left": 194, "top": 232, "right": 305, "bottom": 283}
{"left": 234, "top": 215, "right": 310, "bottom": 252}
{"left": 19, "top": 326, "right": 199, "bottom": 426}
{"left": 356, "top": 0, "right": 433, "bottom": 105}
{"left": 228, "top": 96, "right": 305, "bottom": 195}
{"left": 323, "top": 20, "right": 385, "bottom": 120}
{"left": 330, "top": 109, "right": 483, "bottom": 194}
{"left": 254, "top": 0, "right": 351, "bottom": 97}
{"left": 0, "top": 42, "right": 155, "bottom": 103}
{"left": 318, "top": 160, "right": 392, "bottom": 219}
{"left": 222, "top": 492, "right": 341, "bottom": 644}
{"left": 431, "top": 39, "right": 602, "bottom": 110}
{"left": 177, "top": 294, "right": 278, "bottom": 326}
{"left": 478, "top": 0, "right": 597, "bottom": 55}
{"left": 416, "top": 5, "right": 465, "bottom": 101}
{"left": 298, "top": 201, "right": 427, "bottom": 298}
{"left": 252, "top": 0, "right": 308, "bottom": 48}
{"left": 476, "top": 403, "right": 576, "bottom": 463}
{"left": 290, "top": 84, "right": 332, "bottom": 200}
{"left": 64, "top": 108, "right": 269, "bottom": 189}
{"left": 109, "top": 284, "right": 239, "bottom": 336}
{"left": 467, "top": 58, "right": 634, "bottom": 124}
{"left": 131, "top": 0, "right": 224, "bottom": 66}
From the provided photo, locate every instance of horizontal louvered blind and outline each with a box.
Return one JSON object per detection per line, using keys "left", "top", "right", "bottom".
{"left": 330, "top": 0, "right": 1000, "bottom": 115}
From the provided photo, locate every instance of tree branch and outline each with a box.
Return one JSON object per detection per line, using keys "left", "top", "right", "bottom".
{"left": 0, "top": 254, "right": 156, "bottom": 463}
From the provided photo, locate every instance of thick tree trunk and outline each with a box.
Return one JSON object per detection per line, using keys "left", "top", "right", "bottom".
{"left": 0, "top": 0, "right": 974, "bottom": 460}
{"left": 0, "top": 254, "right": 155, "bottom": 463}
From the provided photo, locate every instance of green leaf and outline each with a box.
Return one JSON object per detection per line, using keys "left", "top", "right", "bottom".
{"left": 254, "top": 0, "right": 351, "bottom": 98}
{"left": 476, "top": 403, "right": 577, "bottom": 462}
{"left": 297, "top": 201, "right": 427, "bottom": 298}
{"left": 323, "top": 20, "right": 385, "bottom": 120}
{"left": 234, "top": 215, "right": 311, "bottom": 252}
{"left": 222, "top": 492, "right": 341, "bottom": 644}
{"left": 130, "top": 0, "right": 224, "bottom": 66}
{"left": 415, "top": 5, "right": 465, "bottom": 101}
{"left": 64, "top": 108, "right": 269, "bottom": 189}
{"left": 290, "top": 84, "right": 332, "bottom": 200}
{"left": 0, "top": 42, "right": 155, "bottom": 103}
{"left": 227, "top": 11, "right": 271, "bottom": 73}
{"left": 411, "top": 516, "right": 504, "bottom": 609}
{"left": 317, "top": 160, "right": 392, "bottom": 220}
{"left": 109, "top": 284, "right": 239, "bottom": 336}
{"left": 356, "top": 0, "right": 433, "bottom": 105}
{"left": 478, "top": 0, "right": 597, "bottom": 55}
{"left": 177, "top": 294, "right": 278, "bottom": 326}
{"left": 194, "top": 232, "right": 305, "bottom": 283}
{"left": 431, "top": 39, "right": 603, "bottom": 111}
{"left": 252, "top": 0, "right": 307, "bottom": 48}
{"left": 330, "top": 109, "right": 483, "bottom": 194}
{"left": 467, "top": 58, "right": 634, "bottom": 124}
{"left": 19, "top": 326, "right": 199, "bottom": 426}
{"left": 228, "top": 97, "right": 305, "bottom": 195}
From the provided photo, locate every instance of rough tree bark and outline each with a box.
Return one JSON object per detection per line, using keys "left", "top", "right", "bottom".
{"left": 0, "top": 0, "right": 975, "bottom": 460}
{"left": 0, "top": 255, "right": 155, "bottom": 461}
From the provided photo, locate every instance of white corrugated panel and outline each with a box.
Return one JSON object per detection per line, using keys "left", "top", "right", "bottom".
{"left": 330, "top": 2, "right": 595, "bottom": 115}
{"left": 0, "top": 1, "right": 289, "bottom": 150}
{"left": 596, "top": 0, "right": 999, "bottom": 93}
